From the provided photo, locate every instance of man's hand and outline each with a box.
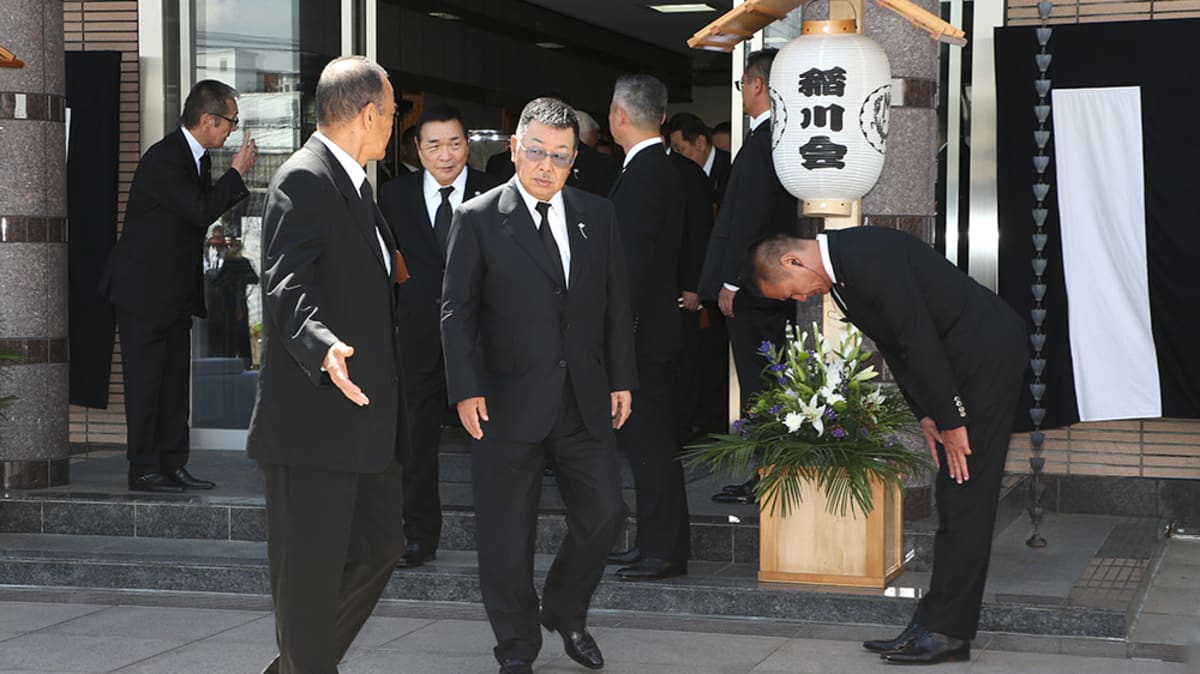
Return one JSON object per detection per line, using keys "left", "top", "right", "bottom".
{"left": 681, "top": 291, "right": 701, "bottom": 312}
{"left": 940, "top": 425, "right": 972, "bottom": 484}
{"left": 230, "top": 131, "right": 259, "bottom": 176}
{"left": 324, "top": 341, "right": 369, "bottom": 406}
{"left": 611, "top": 390, "right": 632, "bottom": 429}
{"left": 456, "top": 396, "right": 489, "bottom": 440}
{"left": 718, "top": 287, "right": 737, "bottom": 317}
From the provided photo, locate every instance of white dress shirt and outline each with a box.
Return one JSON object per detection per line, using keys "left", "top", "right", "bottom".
{"left": 816, "top": 233, "right": 838, "bottom": 284}
{"left": 702, "top": 146, "right": 716, "bottom": 177}
{"left": 423, "top": 167, "right": 468, "bottom": 227}
{"left": 181, "top": 126, "right": 206, "bottom": 174}
{"left": 513, "top": 179, "right": 571, "bottom": 288}
{"left": 312, "top": 132, "right": 391, "bottom": 277}
{"left": 622, "top": 136, "right": 662, "bottom": 169}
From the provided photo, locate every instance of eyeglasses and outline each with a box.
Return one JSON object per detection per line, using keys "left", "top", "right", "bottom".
{"left": 212, "top": 112, "right": 239, "bottom": 128}
{"left": 734, "top": 76, "right": 759, "bottom": 92}
{"left": 517, "top": 140, "right": 574, "bottom": 169}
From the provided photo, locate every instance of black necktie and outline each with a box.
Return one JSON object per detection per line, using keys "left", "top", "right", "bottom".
{"left": 359, "top": 181, "right": 391, "bottom": 273}
{"left": 434, "top": 185, "right": 454, "bottom": 256}
{"left": 535, "top": 201, "right": 565, "bottom": 286}
{"left": 199, "top": 152, "right": 212, "bottom": 189}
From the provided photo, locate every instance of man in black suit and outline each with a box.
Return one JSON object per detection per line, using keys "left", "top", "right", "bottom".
{"left": 101, "top": 79, "right": 258, "bottom": 493}
{"left": 486, "top": 109, "right": 618, "bottom": 198}
{"left": 667, "top": 112, "right": 731, "bottom": 206}
{"left": 747, "top": 228, "right": 1027, "bottom": 665}
{"left": 442, "top": 97, "right": 637, "bottom": 674}
{"left": 378, "top": 102, "right": 500, "bottom": 569}
{"left": 605, "top": 74, "right": 690, "bottom": 581}
{"left": 247, "top": 56, "right": 408, "bottom": 673}
{"left": 710, "top": 121, "right": 732, "bottom": 154}
{"left": 697, "top": 48, "right": 799, "bottom": 504}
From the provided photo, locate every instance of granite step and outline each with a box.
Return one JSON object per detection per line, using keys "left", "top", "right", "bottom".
{"left": 0, "top": 532, "right": 1130, "bottom": 640}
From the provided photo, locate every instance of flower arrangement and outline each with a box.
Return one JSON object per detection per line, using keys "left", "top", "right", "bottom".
{"left": 685, "top": 322, "right": 929, "bottom": 518}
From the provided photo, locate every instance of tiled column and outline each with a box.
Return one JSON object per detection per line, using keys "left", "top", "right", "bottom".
{"left": 0, "top": 0, "right": 69, "bottom": 488}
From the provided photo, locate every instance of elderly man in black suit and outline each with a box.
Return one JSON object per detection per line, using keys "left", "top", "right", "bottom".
{"left": 667, "top": 112, "right": 731, "bottom": 207}
{"left": 441, "top": 97, "right": 637, "bottom": 674}
{"left": 248, "top": 56, "right": 408, "bottom": 673}
{"left": 747, "top": 228, "right": 1027, "bottom": 665}
{"left": 605, "top": 74, "right": 690, "bottom": 580}
{"left": 698, "top": 48, "right": 799, "bottom": 505}
{"left": 379, "top": 102, "right": 499, "bottom": 569}
{"left": 101, "top": 79, "right": 258, "bottom": 493}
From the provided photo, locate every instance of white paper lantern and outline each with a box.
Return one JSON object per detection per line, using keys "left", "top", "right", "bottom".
{"left": 770, "top": 21, "right": 892, "bottom": 217}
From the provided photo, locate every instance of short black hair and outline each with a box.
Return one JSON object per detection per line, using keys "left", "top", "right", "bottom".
{"left": 316, "top": 56, "right": 389, "bottom": 127}
{"left": 743, "top": 233, "right": 803, "bottom": 294}
{"left": 401, "top": 124, "right": 417, "bottom": 143}
{"left": 745, "top": 48, "right": 779, "bottom": 85}
{"left": 515, "top": 97, "right": 580, "bottom": 150}
{"left": 711, "top": 121, "right": 732, "bottom": 137}
{"left": 181, "top": 80, "right": 238, "bottom": 128}
{"left": 666, "top": 112, "right": 710, "bottom": 143}
{"left": 416, "top": 102, "right": 466, "bottom": 141}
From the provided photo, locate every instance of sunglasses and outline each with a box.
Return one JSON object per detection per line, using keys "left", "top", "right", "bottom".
{"left": 517, "top": 140, "right": 574, "bottom": 169}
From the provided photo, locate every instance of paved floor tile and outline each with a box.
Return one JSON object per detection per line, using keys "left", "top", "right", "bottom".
{"left": 968, "top": 649, "right": 1187, "bottom": 673}
{"left": 111, "top": 639, "right": 279, "bottom": 674}
{"left": 0, "top": 601, "right": 107, "bottom": 635}
{"left": 1132, "top": 613, "right": 1200, "bottom": 647}
{"left": 375, "top": 618, "right": 501, "bottom": 657}
{"left": 339, "top": 651, "right": 499, "bottom": 674}
{"left": 1141, "top": 586, "right": 1200, "bottom": 617}
{"left": 749, "top": 638, "right": 968, "bottom": 673}
{"left": 341, "top": 616, "right": 442, "bottom": 658}
{"left": 199, "top": 614, "right": 277, "bottom": 644}
{"left": 38, "top": 605, "right": 263, "bottom": 642}
{"left": 590, "top": 626, "right": 785, "bottom": 669}
{"left": 0, "top": 633, "right": 183, "bottom": 672}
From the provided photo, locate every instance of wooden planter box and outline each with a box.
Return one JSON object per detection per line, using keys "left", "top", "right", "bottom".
{"left": 758, "top": 473, "right": 903, "bottom": 588}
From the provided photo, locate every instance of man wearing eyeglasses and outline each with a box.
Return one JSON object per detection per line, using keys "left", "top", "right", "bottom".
{"left": 378, "top": 102, "right": 499, "bottom": 570}
{"left": 100, "top": 79, "right": 258, "bottom": 494}
{"left": 441, "top": 97, "right": 637, "bottom": 674}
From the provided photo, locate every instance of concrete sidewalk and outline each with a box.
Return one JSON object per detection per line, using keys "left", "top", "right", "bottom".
{"left": 0, "top": 590, "right": 1190, "bottom": 674}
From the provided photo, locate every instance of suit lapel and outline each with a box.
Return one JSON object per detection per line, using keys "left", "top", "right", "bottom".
{"left": 563, "top": 188, "right": 589, "bottom": 289}
{"left": 497, "top": 178, "right": 563, "bottom": 285}
{"left": 303, "top": 137, "right": 388, "bottom": 274}
{"left": 410, "top": 173, "right": 441, "bottom": 260}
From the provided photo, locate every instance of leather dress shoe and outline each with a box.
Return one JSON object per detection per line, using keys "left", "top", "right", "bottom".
{"left": 129, "top": 472, "right": 184, "bottom": 493}
{"left": 169, "top": 467, "right": 215, "bottom": 490}
{"left": 880, "top": 630, "right": 970, "bottom": 664}
{"left": 542, "top": 620, "right": 603, "bottom": 670}
{"left": 616, "top": 557, "right": 685, "bottom": 580}
{"left": 863, "top": 623, "right": 924, "bottom": 654}
{"left": 607, "top": 546, "right": 641, "bottom": 565}
{"left": 498, "top": 658, "right": 533, "bottom": 674}
{"left": 721, "top": 475, "right": 760, "bottom": 494}
{"left": 397, "top": 542, "right": 436, "bottom": 568}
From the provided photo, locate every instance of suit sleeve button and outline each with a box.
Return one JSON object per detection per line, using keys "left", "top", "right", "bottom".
{"left": 558, "top": 359, "right": 567, "bottom": 368}
{"left": 554, "top": 288, "right": 563, "bottom": 295}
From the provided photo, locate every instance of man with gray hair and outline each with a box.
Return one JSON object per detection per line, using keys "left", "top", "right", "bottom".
{"left": 442, "top": 96, "right": 636, "bottom": 674}
{"left": 248, "top": 55, "right": 407, "bottom": 673}
{"left": 605, "top": 74, "right": 691, "bottom": 580}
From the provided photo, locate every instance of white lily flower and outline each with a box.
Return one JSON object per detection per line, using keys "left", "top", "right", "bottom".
{"left": 797, "top": 394, "right": 826, "bottom": 437}
{"left": 820, "top": 384, "right": 845, "bottom": 407}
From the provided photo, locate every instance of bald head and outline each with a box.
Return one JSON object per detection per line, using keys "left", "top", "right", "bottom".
{"left": 316, "top": 56, "right": 389, "bottom": 129}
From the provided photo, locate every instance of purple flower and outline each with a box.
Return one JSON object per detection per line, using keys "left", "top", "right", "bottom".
{"left": 770, "top": 363, "right": 787, "bottom": 374}
{"left": 824, "top": 408, "right": 837, "bottom": 420}
{"left": 758, "top": 340, "right": 775, "bottom": 354}
{"left": 769, "top": 404, "right": 782, "bottom": 415}
{"left": 859, "top": 427, "right": 870, "bottom": 438}
{"left": 777, "top": 377, "right": 787, "bottom": 385}
{"left": 732, "top": 419, "right": 744, "bottom": 433}
{"left": 831, "top": 427, "right": 847, "bottom": 439}
{"left": 885, "top": 434, "right": 899, "bottom": 448}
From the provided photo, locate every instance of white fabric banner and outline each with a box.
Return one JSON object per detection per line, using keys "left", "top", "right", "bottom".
{"left": 1052, "top": 86, "right": 1161, "bottom": 421}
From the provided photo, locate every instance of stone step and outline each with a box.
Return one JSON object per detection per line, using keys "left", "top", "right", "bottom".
{"left": 0, "top": 532, "right": 1129, "bottom": 640}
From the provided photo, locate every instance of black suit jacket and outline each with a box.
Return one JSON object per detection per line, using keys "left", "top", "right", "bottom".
{"left": 441, "top": 178, "right": 638, "bottom": 443}
{"left": 485, "top": 150, "right": 515, "bottom": 181}
{"left": 710, "top": 148, "right": 731, "bottom": 207}
{"left": 378, "top": 167, "right": 500, "bottom": 371}
{"left": 569, "top": 142, "right": 619, "bottom": 197}
{"left": 698, "top": 119, "right": 798, "bottom": 301}
{"left": 669, "top": 152, "right": 715, "bottom": 295}
{"left": 609, "top": 145, "right": 685, "bottom": 357}
{"left": 247, "top": 136, "right": 409, "bottom": 473}
{"left": 101, "top": 127, "right": 248, "bottom": 326}
{"left": 826, "top": 227, "right": 1027, "bottom": 430}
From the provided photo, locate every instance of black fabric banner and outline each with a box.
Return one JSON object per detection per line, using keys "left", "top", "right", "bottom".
{"left": 65, "top": 51, "right": 120, "bottom": 408}
{"left": 995, "top": 20, "right": 1200, "bottom": 430}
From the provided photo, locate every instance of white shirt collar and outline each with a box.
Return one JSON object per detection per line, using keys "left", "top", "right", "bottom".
{"left": 423, "top": 166, "right": 468, "bottom": 204}
{"left": 312, "top": 131, "right": 367, "bottom": 191}
{"left": 702, "top": 146, "right": 716, "bottom": 176}
{"left": 816, "top": 233, "right": 838, "bottom": 285}
{"left": 749, "top": 109, "right": 771, "bottom": 131}
{"left": 622, "top": 136, "right": 662, "bottom": 168}
{"left": 180, "top": 126, "right": 206, "bottom": 173}
{"left": 513, "top": 176, "right": 565, "bottom": 224}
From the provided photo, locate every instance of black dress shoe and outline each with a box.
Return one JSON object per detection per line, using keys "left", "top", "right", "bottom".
{"left": 542, "top": 621, "right": 603, "bottom": 670}
{"left": 863, "top": 623, "right": 924, "bottom": 654}
{"left": 616, "top": 557, "right": 686, "bottom": 580}
{"left": 397, "top": 542, "right": 436, "bottom": 568}
{"left": 128, "top": 472, "right": 185, "bottom": 493}
{"left": 168, "top": 468, "right": 215, "bottom": 490}
{"left": 606, "top": 547, "right": 641, "bottom": 565}
{"left": 881, "top": 630, "right": 970, "bottom": 664}
{"left": 720, "top": 475, "right": 760, "bottom": 494}
{"left": 498, "top": 658, "right": 532, "bottom": 674}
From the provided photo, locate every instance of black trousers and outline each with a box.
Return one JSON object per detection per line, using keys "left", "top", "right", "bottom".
{"left": 115, "top": 308, "right": 191, "bottom": 475}
{"left": 911, "top": 344, "right": 1025, "bottom": 640}
{"left": 471, "top": 381, "right": 624, "bottom": 664}
{"left": 260, "top": 460, "right": 405, "bottom": 674}
{"left": 675, "top": 309, "right": 729, "bottom": 440}
{"left": 618, "top": 355, "right": 690, "bottom": 565}
{"left": 401, "top": 361, "right": 447, "bottom": 549}
{"left": 726, "top": 293, "right": 793, "bottom": 409}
